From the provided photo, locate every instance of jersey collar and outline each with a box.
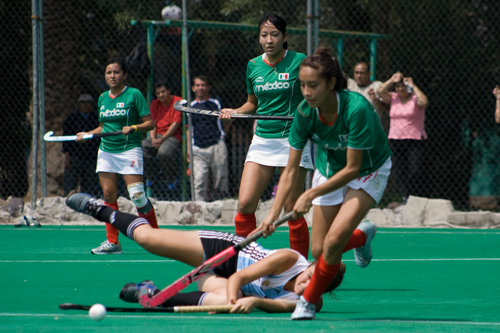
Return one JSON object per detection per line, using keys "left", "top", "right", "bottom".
{"left": 262, "top": 50, "right": 288, "bottom": 68}
{"left": 109, "top": 86, "right": 128, "bottom": 99}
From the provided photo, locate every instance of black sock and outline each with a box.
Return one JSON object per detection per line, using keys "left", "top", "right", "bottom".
{"left": 95, "top": 206, "right": 115, "bottom": 222}
{"left": 96, "top": 207, "right": 148, "bottom": 240}
{"left": 160, "top": 291, "right": 207, "bottom": 307}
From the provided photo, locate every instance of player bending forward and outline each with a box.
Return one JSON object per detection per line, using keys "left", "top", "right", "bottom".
{"left": 66, "top": 193, "right": 377, "bottom": 313}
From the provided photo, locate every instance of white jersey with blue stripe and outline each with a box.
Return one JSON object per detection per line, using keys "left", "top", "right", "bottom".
{"left": 238, "top": 248, "right": 310, "bottom": 300}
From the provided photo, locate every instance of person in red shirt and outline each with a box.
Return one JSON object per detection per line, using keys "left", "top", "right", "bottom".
{"left": 142, "top": 82, "right": 183, "bottom": 186}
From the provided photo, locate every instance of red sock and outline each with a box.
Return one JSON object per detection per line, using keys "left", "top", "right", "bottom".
{"left": 288, "top": 217, "right": 309, "bottom": 259}
{"left": 104, "top": 201, "right": 119, "bottom": 244}
{"left": 342, "top": 229, "right": 367, "bottom": 253}
{"left": 138, "top": 206, "right": 158, "bottom": 229}
{"left": 303, "top": 255, "right": 340, "bottom": 304}
{"left": 234, "top": 212, "right": 256, "bottom": 237}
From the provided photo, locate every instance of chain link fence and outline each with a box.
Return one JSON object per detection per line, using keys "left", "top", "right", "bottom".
{"left": 2, "top": 0, "right": 500, "bottom": 214}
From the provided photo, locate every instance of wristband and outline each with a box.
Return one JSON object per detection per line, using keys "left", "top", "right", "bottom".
{"left": 131, "top": 125, "right": 138, "bottom": 133}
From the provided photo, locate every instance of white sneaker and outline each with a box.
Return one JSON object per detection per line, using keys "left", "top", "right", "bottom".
{"left": 91, "top": 240, "right": 122, "bottom": 255}
{"left": 354, "top": 220, "right": 377, "bottom": 268}
{"left": 291, "top": 296, "right": 316, "bottom": 320}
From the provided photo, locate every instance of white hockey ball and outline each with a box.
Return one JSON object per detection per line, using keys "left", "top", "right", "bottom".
{"left": 89, "top": 304, "right": 107, "bottom": 321}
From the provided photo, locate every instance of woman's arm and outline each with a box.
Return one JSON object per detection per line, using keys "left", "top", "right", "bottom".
{"left": 260, "top": 148, "right": 303, "bottom": 236}
{"left": 493, "top": 85, "right": 500, "bottom": 124}
{"left": 122, "top": 114, "right": 155, "bottom": 135}
{"left": 231, "top": 296, "right": 297, "bottom": 313}
{"left": 377, "top": 72, "right": 402, "bottom": 105}
{"left": 293, "top": 148, "right": 363, "bottom": 215}
{"left": 405, "top": 77, "right": 428, "bottom": 108}
{"left": 226, "top": 250, "right": 299, "bottom": 306}
{"left": 219, "top": 95, "right": 258, "bottom": 119}
{"left": 76, "top": 123, "right": 103, "bottom": 142}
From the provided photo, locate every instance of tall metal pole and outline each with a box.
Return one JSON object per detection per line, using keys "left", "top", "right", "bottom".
{"left": 38, "top": 0, "right": 46, "bottom": 197}
{"left": 29, "top": 0, "right": 40, "bottom": 216}
{"left": 182, "top": 0, "right": 195, "bottom": 201}
{"left": 305, "top": 0, "right": 320, "bottom": 190}
{"left": 307, "top": 0, "right": 320, "bottom": 56}
{"left": 369, "top": 39, "right": 377, "bottom": 81}
{"left": 313, "top": 0, "right": 319, "bottom": 52}
{"left": 307, "top": 0, "right": 313, "bottom": 56}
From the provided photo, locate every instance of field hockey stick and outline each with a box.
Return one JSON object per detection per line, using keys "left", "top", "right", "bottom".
{"left": 59, "top": 303, "right": 233, "bottom": 313}
{"left": 44, "top": 128, "right": 135, "bottom": 142}
{"left": 174, "top": 100, "right": 294, "bottom": 120}
{"left": 139, "top": 211, "right": 294, "bottom": 308}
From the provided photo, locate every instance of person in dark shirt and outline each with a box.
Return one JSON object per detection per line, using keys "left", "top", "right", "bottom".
{"left": 62, "top": 94, "right": 100, "bottom": 196}
{"left": 187, "top": 75, "right": 229, "bottom": 201}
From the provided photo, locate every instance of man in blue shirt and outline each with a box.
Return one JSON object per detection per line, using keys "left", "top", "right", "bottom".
{"left": 188, "top": 75, "right": 229, "bottom": 201}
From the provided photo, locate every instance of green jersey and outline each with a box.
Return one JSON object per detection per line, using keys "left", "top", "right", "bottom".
{"left": 289, "top": 90, "right": 392, "bottom": 178}
{"left": 246, "top": 51, "right": 306, "bottom": 138}
{"left": 97, "top": 87, "right": 150, "bottom": 153}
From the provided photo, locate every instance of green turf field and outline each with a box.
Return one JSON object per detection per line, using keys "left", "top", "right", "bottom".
{"left": 2, "top": 225, "right": 500, "bottom": 332}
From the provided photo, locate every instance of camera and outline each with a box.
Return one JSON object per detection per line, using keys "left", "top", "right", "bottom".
{"left": 406, "top": 84, "right": 413, "bottom": 93}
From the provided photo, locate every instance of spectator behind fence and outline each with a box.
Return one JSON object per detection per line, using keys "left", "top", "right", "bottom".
{"left": 377, "top": 72, "right": 429, "bottom": 205}
{"left": 142, "top": 82, "right": 183, "bottom": 190}
{"left": 493, "top": 85, "right": 500, "bottom": 124}
{"left": 62, "top": 94, "right": 100, "bottom": 196}
{"left": 187, "top": 75, "right": 229, "bottom": 201}
{"left": 347, "top": 61, "right": 389, "bottom": 132}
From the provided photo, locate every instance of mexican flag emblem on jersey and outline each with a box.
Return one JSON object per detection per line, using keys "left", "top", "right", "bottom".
{"left": 278, "top": 73, "right": 289, "bottom": 80}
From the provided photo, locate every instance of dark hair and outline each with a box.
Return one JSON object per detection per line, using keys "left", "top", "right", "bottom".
{"left": 155, "top": 82, "right": 171, "bottom": 91}
{"left": 104, "top": 58, "right": 127, "bottom": 74}
{"left": 193, "top": 75, "right": 209, "bottom": 86}
{"left": 258, "top": 13, "right": 288, "bottom": 50}
{"left": 308, "top": 261, "right": 346, "bottom": 294}
{"left": 325, "top": 263, "right": 345, "bottom": 293}
{"left": 300, "top": 47, "right": 348, "bottom": 90}
{"left": 354, "top": 61, "right": 370, "bottom": 72}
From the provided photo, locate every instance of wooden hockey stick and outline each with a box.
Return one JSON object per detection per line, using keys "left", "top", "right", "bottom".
{"left": 59, "top": 303, "right": 233, "bottom": 313}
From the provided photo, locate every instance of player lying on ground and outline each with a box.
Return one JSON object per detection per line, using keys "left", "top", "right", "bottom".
{"left": 65, "top": 193, "right": 376, "bottom": 313}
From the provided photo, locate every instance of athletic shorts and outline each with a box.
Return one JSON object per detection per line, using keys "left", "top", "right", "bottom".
{"left": 96, "top": 147, "right": 144, "bottom": 175}
{"left": 245, "top": 135, "right": 314, "bottom": 170}
{"left": 198, "top": 230, "right": 243, "bottom": 278}
{"left": 312, "top": 157, "right": 392, "bottom": 206}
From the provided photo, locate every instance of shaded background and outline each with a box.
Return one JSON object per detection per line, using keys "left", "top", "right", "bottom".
{"left": 2, "top": 0, "right": 500, "bottom": 210}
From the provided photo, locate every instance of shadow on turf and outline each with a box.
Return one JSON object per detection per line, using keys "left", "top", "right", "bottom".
{"left": 338, "top": 288, "right": 419, "bottom": 292}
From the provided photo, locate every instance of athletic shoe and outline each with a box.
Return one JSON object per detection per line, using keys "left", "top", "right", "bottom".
{"left": 291, "top": 296, "right": 316, "bottom": 320}
{"left": 66, "top": 193, "right": 104, "bottom": 218}
{"left": 91, "top": 240, "right": 122, "bottom": 255}
{"left": 353, "top": 220, "right": 377, "bottom": 268}
{"left": 120, "top": 280, "right": 159, "bottom": 303}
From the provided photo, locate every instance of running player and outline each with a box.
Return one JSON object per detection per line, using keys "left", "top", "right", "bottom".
{"left": 220, "top": 13, "right": 313, "bottom": 258}
{"left": 260, "top": 47, "right": 392, "bottom": 320}
{"left": 66, "top": 193, "right": 352, "bottom": 314}
{"left": 76, "top": 58, "right": 158, "bottom": 254}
